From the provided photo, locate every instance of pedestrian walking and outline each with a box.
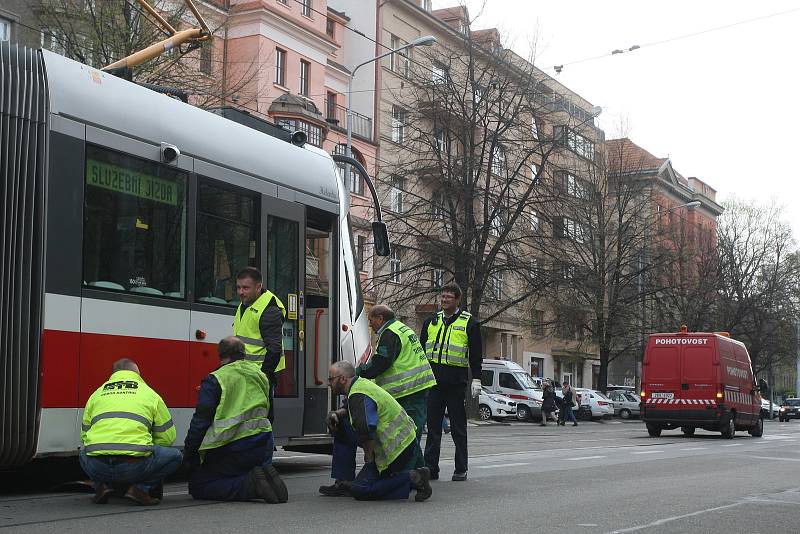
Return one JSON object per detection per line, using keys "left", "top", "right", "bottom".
{"left": 540, "top": 382, "right": 558, "bottom": 426}
{"left": 559, "top": 383, "right": 578, "bottom": 426}
{"left": 322, "top": 361, "right": 433, "bottom": 502}
{"left": 79, "top": 358, "right": 181, "bottom": 505}
{"left": 183, "top": 337, "right": 288, "bottom": 503}
{"left": 233, "top": 267, "right": 286, "bottom": 423}
{"left": 422, "top": 283, "right": 483, "bottom": 482}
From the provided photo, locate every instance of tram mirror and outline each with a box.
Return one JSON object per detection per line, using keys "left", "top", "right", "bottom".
{"left": 372, "top": 222, "right": 391, "bottom": 257}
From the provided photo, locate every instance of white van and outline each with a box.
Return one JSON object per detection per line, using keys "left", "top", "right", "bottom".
{"left": 481, "top": 359, "right": 543, "bottom": 421}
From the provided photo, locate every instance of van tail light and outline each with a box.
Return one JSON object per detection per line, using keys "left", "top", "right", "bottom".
{"left": 640, "top": 391, "right": 645, "bottom": 398}
{"left": 716, "top": 392, "right": 723, "bottom": 399}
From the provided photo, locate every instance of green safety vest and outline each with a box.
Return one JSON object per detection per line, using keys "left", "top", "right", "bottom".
{"left": 373, "top": 320, "right": 436, "bottom": 399}
{"left": 234, "top": 290, "right": 287, "bottom": 372}
{"left": 200, "top": 359, "right": 272, "bottom": 452}
{"left": 425, "top": 310, "right": 471, "bottom": 368}
{"left": 348, "top": 377, "right": 417, "bottom": 473}
{"left": 81, "top": 370, "right": 176, "bottom": 457}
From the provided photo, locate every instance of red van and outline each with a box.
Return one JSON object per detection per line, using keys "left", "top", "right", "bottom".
{"left": 640, "top": 328, "right": 763, "bottom": 439}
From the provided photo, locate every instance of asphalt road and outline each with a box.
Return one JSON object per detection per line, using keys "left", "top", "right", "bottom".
{"left": 2, "top": 419, "right": 800, "bottom": 533}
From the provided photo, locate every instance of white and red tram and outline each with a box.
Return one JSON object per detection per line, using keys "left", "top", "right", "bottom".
{"left": 0, "top": 44, "right": 381, "bottom": 468}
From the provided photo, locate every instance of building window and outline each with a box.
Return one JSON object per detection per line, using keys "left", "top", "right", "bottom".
{"left": 530, "top": 356, "right": 544, "bottom": 377}
{"left": 326, "top": 17, "right": 335, "bottom": 38}
{"left": 200, "top": 43, "right": 213, "bottom": 75}
{"left": 195, "top": 180, "right": 259, "bottom": 305}
{"left": 82, "top": 145, "right": 187, "bottom": 298}
{"left": 389, "top": 247, "right": 402, "bottom": 283}
{"left": 490, "top": 146, "right": 505, "bottom": 176}
{"left": 276, "top": 118, "right": 322, "bottom": 147}
{"left": 530, "top": 210, "right": 540, "bottom": 233}
{"left": 275, "top": 48, "right": 286, "bottom": 86}
{"left": 391, "top": 106, "right": 406, "bottom": 143}
{"left": 326, "top": 91, "right": 337, "bottom": 120}
{"left": 0, "top": 17, "right": 11, "bottom": 42}
{"left": 566, "top": 128, "right": 595, "bottom": 160}
{"left": 531, "top": 117, "right": 539, "bottom": 139}
{"left": 531, "top": 163, "right": 539, "bottom": 181}
{"left": 41, "top": 29, "right": 66, "bottom": 55}
{"left": 299, "top": 59, "right": 310, "bottom": 96}
{"left": 300, "top": 0, "right": 312, "bottom": 17}
{"left": 431, "top": 62, "right": 448, "bottom": 84}
{"left": 389, "top": 34, "right": 410, "bottom": 77}
{"left": 432, "top": 265, "right": 444, "bottom": 288}
{"left": 435, "top": 129, "right": 449, "bottom": 153}
{"left": 389, "top": 176, "right": 404, "bottom": 213}
{"left": 356, "top": 234, "right": 367, "bottom": 272}
{"left": 431, "top": 191, "right": 445, "bottom": 220}
{"left": 333, "top": 144, "right": 363, "bottom": 195}
{"left": 489, "top": 271, "right": 503, "bottom": 299}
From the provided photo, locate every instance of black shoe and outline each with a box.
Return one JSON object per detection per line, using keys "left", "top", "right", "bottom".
{"left": 251, "top": 467, "right": 280, "bottom": 503}
{"left": 318, "top": 480, "right": 351, "bottom": 497}
{"left": 262, "top": 465, "right": 289, "bottom": 503}
{"left": 92, "top": 483, "right": 114, "bottom": 504}
{"left": 573, "top": 422, "right": 578, "bottom": 426}
{"left": 124, "top": 485, "right": 160, "bottom": 506}
{"left": 539, "top": 423, "right": 546, "bottom": 426}
{"left": 451, "top": 471, "right": 467, "bottom": 482}
{"left": 410, "top": 467, "right": 432, "bottom": 502}
{"left": 148, "top": 482, "right": 164, "bottom": 500}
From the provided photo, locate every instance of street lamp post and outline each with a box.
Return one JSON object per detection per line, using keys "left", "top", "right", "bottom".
{"left": 345, "top": 35, "right": 437, "bottom": 164}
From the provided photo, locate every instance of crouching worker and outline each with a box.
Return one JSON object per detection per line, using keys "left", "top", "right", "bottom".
{"left": 183, "top": 336, "right": 288, "bottom": 504}
{"left": 325, "top": 361, "right": 432, "bottom": 502}
{"left": 80, "top": 358, "right": 181, "bottom": 505}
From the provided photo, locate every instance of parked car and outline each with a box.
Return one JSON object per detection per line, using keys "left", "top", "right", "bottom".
{"left": 761, "top": 398, "right": 779, "bottom": 419}
{"left": 478, "top": 388, "right": 517, "bottom": 421}
{"left": 575, "top": 388, "right": 614, "bottom": 420}
{"left": 481, "top": 359, "right": 543, "bottom": 421}
{"left": 778, "top": 398, "right": 800, "bottom": 422}
{"left": 608, "top": 390, "right": 641, "bottom": 419}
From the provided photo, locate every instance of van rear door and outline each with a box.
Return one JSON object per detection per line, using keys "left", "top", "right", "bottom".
{"left": 679, "top": 338, "right": 717, "bottom": 407}
{"left": 643, "top": 345, "right": 682, "bottom": 405}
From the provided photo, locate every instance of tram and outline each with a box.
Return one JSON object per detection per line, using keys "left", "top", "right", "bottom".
{"left": 0, "top": 44, "right": 385, "bottom": 468}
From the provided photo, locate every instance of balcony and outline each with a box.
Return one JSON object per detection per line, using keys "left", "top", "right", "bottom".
{"left": 325, "top": 100, "right": 373, "bottom": 142}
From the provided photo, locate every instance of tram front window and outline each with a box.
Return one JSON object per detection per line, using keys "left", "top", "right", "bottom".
{"left": 82, "top": 145, "right": 187, "bottom": 297}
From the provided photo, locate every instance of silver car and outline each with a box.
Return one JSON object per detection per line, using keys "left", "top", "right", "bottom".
{"left": 608, "top": 390, "right": 641, "bottom": 419}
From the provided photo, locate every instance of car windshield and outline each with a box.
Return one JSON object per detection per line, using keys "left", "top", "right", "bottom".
{"left": 785, "top": 399, "right": 800, "bottom": 407}
{"left": 623, "top": 393, "right": 639, "bottom": 402}
{"left": 593, "top": 391, "right": 611, "bottom": 400}
{"left": 515, "top": 372, "right": 537, "bottom": 389}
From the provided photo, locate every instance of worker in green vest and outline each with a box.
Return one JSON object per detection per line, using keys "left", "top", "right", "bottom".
{"left": 422, "top": 282, "right": 483, "bottom": 482}
{"left": 233, "top": 266, "right": 286, "bottom": 423}
{"left": 183, "top": 336, "right": 288, "bottom": 503}
{"left": 324, "top": 361, "right": 432, "bottom": 501}
{"left": 80, "top": 359, "right": 181, "bottom": 506}
{"left": 320, "top": 305, "right": 435, "bottom": 496}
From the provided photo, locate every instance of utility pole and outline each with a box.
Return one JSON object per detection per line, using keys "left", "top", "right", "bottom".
{"left": 795, "top": 319, "right": 800, "bottom": 397}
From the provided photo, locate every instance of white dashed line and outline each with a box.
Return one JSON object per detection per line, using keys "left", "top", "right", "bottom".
{"left": 567, "top": 456, "right": 606, "bottom": 461}
{"left": 631, "top": 450, "right": 663, "bottom": 454}
{"left": 721, "top": 443, "right": 741, "bottom": 447}
{"left": 680, "top": 447, "right": 707, "bottom": 451}
{"left": 475, "top": 462, "right": 530, "bottom": 469}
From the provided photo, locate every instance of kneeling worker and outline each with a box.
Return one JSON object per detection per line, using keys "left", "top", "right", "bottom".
{"left": 326, "top": 361, "right": 432, "bottom": 502}
{"left": 80, "top": 358, "right": 181, "bottom": 505}
{"left": 183, "top": 336, "right": 288, "bottom": 503}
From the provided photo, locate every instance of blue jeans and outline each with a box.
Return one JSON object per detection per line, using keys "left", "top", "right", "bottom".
{"left": 189, "top": 433, "right": 274, "bottom": 501}
{"left": 350, "top": 461, "right": 411, "bottom": 501}
{"left": 79, "top": 445, "right": 182, "bottom": 492}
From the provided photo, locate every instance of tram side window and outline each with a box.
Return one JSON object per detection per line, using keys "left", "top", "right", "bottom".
{"left": 83, "top": 145, "right": 187, "bottom": 297}
{"left": 195, "top": 180, "right": 259, "bottom": 305}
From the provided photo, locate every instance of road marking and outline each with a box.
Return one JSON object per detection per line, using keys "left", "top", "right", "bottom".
{"left": 567, "top": 456, "right": 606, "bottom": 461}
{"left": 680, "top": 447, "right": 707, "bottom": 451}
{"left": 475, "top": 462, "right": 530, "bottom": 469}
{"left": 578, "top": 524, "right": 599, "bottom": 527}
{"left": 748, "top": 456, "right": 800, "bottom": 462}
{"left": 605, "top": 502, "right": 744, "bottom": 533}
{"left": 721, "top": 443, "right": 741, "bottom": 447}
{"left": 631, "top": 450, "right": 663, "bottom": 454}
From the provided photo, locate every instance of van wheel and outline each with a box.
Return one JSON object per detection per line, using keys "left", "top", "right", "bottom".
{"left": 748, "top": 416, "right": 764, "bottom": 437}
{"left": 721, "top": 415, "right": 735, "bottom": 439}
{"left": 681, "top": 426, "right": 695, "bottom": 436}
{"left": 646, "top": 424, "right": 662, "bottom": 437}
{"left": 516, "top": 405, "right": 531, "bottom": 421}
{"left": 619, "top": 409, "right": 631, "bottom": 419}
{"left": 478, "top": 404, "right": 492, "bottom": 421}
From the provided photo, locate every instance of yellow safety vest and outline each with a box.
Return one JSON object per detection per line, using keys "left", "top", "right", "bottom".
{"left": 425, "top": 310, "right": 471, "bottom": 368}
{"left": 348, "top": 377, "right": 417, "bottom": 473}
{"left": 233, "top": 290, "right": 287, "bottom": 372}
{"left": 200, "top": 359, "right": 272, "bottom": 452}
{"left": 81, "top": 370, "right": 175, "bottom": 457}
{"left": 373, "top": 320, "right": 436, "bottom": 399}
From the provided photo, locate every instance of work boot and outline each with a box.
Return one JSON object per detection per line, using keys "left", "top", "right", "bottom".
{"left": 318, "top": 480, "right": 351, "bottom": 497}
{"left": 262, "top": 465, "right": 289, "bottom": 503}
{"left": 573, "top": 422, "right": 578, "bottom": 426}
{"left": 92, "top": 482, "right": 114, "bottom": 504}
{"left": 251, "top": 466, "right": 280, "bottom": 503}
{"left": 124, "top": 485, "right": 160, "bottom": 506}
{"left": 148, "top": 482, "right": 164, "bottom": 500}
{"left": 451, "top": 471, "right": 467, "bottom": 482}
{"left": 410, "top": 467, "right": 432, "bottom": 502}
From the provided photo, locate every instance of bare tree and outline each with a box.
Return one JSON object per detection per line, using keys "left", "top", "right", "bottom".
{"left": 34, "top": 0, "right": 261, "bottom": 107}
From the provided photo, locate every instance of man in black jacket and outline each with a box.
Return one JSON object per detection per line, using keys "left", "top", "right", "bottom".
{"left": 421, "top": 283, "right": 482, "bottom": 481}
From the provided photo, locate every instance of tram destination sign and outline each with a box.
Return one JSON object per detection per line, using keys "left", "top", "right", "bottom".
{"left": 86, "top": 159, "right": 179, "bottom": 206}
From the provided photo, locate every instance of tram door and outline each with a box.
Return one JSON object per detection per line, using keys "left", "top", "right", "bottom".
{"left": 263, "top": 197, "right": 305, "bottom": 439}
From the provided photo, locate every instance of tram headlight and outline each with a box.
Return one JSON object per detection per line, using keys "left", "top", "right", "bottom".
{"left": 160, "top": 142, "right": 180, "bottom": 164}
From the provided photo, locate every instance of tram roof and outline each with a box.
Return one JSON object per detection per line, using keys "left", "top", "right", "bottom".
{"left": 41, "top": 50, "right": 340, "bottom": 211}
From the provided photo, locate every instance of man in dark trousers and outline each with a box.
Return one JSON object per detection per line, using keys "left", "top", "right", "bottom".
{"left": 422, "top": 282, "right": 482, "bottom": 481}
{"left": 183, "top": 337, "right": 288, "bottom": 503}
{"left": 233, "top": 267, "right": 285, "bottom": 422}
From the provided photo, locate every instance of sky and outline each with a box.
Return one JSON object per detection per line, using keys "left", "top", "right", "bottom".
{"left": 433, "top": 0, "right": 800, "bottom": 237}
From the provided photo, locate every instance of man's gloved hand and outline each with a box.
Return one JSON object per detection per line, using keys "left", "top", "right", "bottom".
{"left": 326, "top": 410, "right": 340, "bottom": 435}
{"left": 471, "top": 379, "right": 482, "bottom": 397}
